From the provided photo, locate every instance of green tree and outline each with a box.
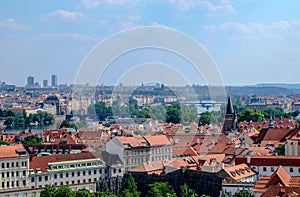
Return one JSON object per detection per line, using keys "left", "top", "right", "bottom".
{"left": 147, "top": 182, "right": 177, "bottom": 197}
{"left": 54, "top": 186, "right": 75, "bottom": 197}
{"left": 75, "top": 189, "right": 92, "bottom": 197}
{"left": 166, "top": 103, "right": 181, "bottom": 124}
{"left": 40, "top": 185, "right": 57, "bottom": 197}
{"left": 180, "top": 183, "right": 198, "bottom": 197}
{"left": 149, "top": 105, "right": 166, "bottom": 122}
{"left": 129, "top": 98, "right": 139, "bottom": 117}
{"left": 121, "top": 174, "right": 140, "bottom": 197}
{"left": 137, "top": 108, "right": 150, "bottom": 118}
{"left": 22, "top": 135, "right": 42, "bottom": 145}
{"left": 0, "top": 140, "right": 7, "bottom": 145}
{"left": 261, "top": 107, "right": 285, "bottom": 119}
{"left": 238, "top": 108, "right": 262, "bottom": 122}
{"left": 199, "top": 112, "right": 212, "bottom": 125}
{"left": 233, "top": 190, "right": 252, "bottom": 197}
{"left": 93, "top": 188, "right": 117, "bottom": 197}
{"left": 181, "top": 105, "right": 198, "bottom": 126}
{"left": 146, "top": 187, "right": 163, "bottom": 197}
{"left": 59, "top": 120, "right": 77, "bottom": 130}
{"left": 276, "top": 144, "right": 285, "bottom": 156}
{"left": 89, "top": 102, "right": 113, "bottom": 121}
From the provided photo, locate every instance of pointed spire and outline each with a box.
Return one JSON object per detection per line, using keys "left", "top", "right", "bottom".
{"left": 226, "top": 96, "right": 234, "bottom": 115}
{"left": 268, "top": 115, "right": 274, "bottom": 128}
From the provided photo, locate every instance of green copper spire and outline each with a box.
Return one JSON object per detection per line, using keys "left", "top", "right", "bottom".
{"left": 268, "top": 115, "right": 274, "bottom": 128}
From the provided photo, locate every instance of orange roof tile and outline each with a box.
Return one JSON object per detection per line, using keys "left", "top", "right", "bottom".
{"left": 144, "top": 135, "right": 170, "bottom": 146}
{"left": 0, "top": 144, "right": 26, "bottom": 158}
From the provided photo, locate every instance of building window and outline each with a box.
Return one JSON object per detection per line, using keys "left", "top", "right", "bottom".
{"left": 66, "top": 173, "right": 69, "bottom": 178}
{"left": 72, "top": 172, "right": 75, "bottom": 177}
{"left": 45, "top": 176, "right": 48, "bottom": 181}
{"left": 60, "top": 173, "right": 63, "bottom": 178}
{"left": 77, "top": 180, "right": 80, "bottom": 184}
{"left": 88, "top": 178, "right": 91, "bottom": 182}
{"left": 263, "top": 167, "right": 266, "bottom": 172}
{"left": 54, "top": 174, "right": 57, "bottom": 179}
{"left": 2, "top": 182, "right": 4, "bottom": 189}
{"left": 119, "top": 169, "right": 122, "bottom": 173}
{"left": 38, "top": 177, "right": 42, "bottom": 182}
{"left": 66, "top": 181, "right": 69, "bottom": 185}
{"left": 94, "top": 170, "right": 97, "bottom": 174}
{"left": 290, "top": 168, "right": 294, "bottom": 173}
{"left": 88, "top": 170, "right": 91, "bottom": 175}
{"left": 2, "top": 172, "right": 4, "bottom": 178}
{"left": 271, "top": 167, "right": 274, "bottom": 172}
{"left": 83, "top": 179, "right": 86, "bottom": 183}
{"left": 60, "top": 182, "right": 63, "bottom": 186}
{"left": 16, "top": 162, "right": 19, "bottom": 167}
{"left": 7, "top": 182, "right": 9, "bottom": 188}
{"left": 72, "top": 180, "right": 75, "bottom": 184}
{"left": 12, "top": 162, "right": 14, "bottom": 167}
{"left": 7, "top": 163, "right": 9, "bottom": 168}
{"left": 16, "top": 181, "right": 19, "bottom": 187}
{"left": 23, "top": 180, "right": 26, "bottom": 186}
{"left": 16, "top": 171, "right": 19, "bottom": 176}
{"left": 77, "top": 171, "right": 80, "bottom": 176}
{"left": 113, "top": 169, "right": 116, "bottom": 174}
{"left": 11, "top": 181, "right": 14, "bottom": 187}
{"left": 94, "top": 178, "right": 97, "bottom": 182}
{"left": 31, "top": 177, "right": 34, "bottom": 182}
{"left": 7, "top": 172, "right": 9, "bottom": 177}
{"left": 23, "top": 171, "right": 26, "bottom": 176}
{"left": 83, "top": 171, "right": 86, "bottom": 176}
{"left": 1, "top": 163, "right": 4, "bottom": 168}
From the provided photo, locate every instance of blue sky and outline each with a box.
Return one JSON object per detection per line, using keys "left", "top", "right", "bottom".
{"left": 1, "top": 0, "right": 300, "bottom": 86}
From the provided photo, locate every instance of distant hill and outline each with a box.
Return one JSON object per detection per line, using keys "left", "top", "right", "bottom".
{"left": 256, "top": 83, "right": 300, "bottom": 89}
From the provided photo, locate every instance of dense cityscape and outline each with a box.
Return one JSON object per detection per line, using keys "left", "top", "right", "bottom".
{"left": 1, "top": 76, "right": 300, "bottom": 196}
{"left": 2, "top": 1, "right": 300, "bottom": 197}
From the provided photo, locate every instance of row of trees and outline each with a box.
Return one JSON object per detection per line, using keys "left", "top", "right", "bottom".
{"left": 237, "top": 107, "right": 288, "bottom": 122}
{"left": 40, "top": 173, "right": 251, "bottom": 197}
{"left": 89, "top": 100, "right": 198, "bottom": 125}
{"left": 2, "top": 110, "right": 54, "bottom": 129}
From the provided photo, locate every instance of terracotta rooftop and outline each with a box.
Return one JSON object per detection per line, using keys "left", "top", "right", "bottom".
{"left": 0, "top": 144, "right": 26, "bottom": 158}
{"left": 224, "top": 163, "right": 256, "bottom": 181}
{"left": 144, "top": 135, "right": 170, "bottom": 146}
{"left": 235, "top": 155, "right": 300, "bottom": 167}
{"left": 30, "top": 152, "right": 99, "bottom": 172}
{"left": 254, "top": 166, "right": 300, "bottom": 194}
{"left": 117, "top": 135, "right": 148, "bottom": 148}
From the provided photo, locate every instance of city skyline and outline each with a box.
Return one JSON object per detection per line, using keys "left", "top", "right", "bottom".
{"left": 1, "top": 1, "right": 300, "bottom": 86}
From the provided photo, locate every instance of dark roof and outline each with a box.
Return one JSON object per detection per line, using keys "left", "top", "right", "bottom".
{"left": 226, "top": 96, "right": 234, "bottom": 115}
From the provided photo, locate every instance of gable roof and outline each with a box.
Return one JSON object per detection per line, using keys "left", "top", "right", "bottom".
{"left": 267, "top": 166, "right": 291, "bottom": 187}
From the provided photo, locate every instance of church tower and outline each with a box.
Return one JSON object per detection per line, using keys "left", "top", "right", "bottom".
{"left": 222, "top": 96, "right": 238, "bottom": 134}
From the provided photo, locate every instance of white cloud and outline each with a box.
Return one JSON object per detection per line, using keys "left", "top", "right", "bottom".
{"left": 43, "top": 33, "right": 101, "bottom": 42}
{"left": 81, "top": 0, "right": 100, "bottom": 8}
{"left": 168, "top": 0, "right": 234, "bottom": 14}
{"left": 203, "top": 20, "right": 293, "bottom": 40}
{"left": 49, "top": 10, "right": 84, "bottom": 20}
{"left": 204, "top": 20, "right": 291, "bottom": 32}
{"left": 0, "top": 18, "right": 26, "bottom": 30}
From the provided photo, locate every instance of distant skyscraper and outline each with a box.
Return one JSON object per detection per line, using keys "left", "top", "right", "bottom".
{"left": 51, "top": 75, "right": 58, "bottom": 87}
{"left": 43, "top": 80, "right": 48, "bottom": 87}
{"left": 27, "top": 76, "right": 34, "bottom": 86}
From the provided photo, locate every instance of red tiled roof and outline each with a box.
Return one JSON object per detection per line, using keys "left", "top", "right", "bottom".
{"left": 224, "top": 163, "right": 256, "bottom": 181}
{"left": 30, "top": 152, "right": 98, "bottom": 172}
{"left": 144, "top": 135, "right": 170, "bottom": 146}
{"left": 0, "top": 144, "right": 26, "bottom": 158}
{"left": 236, "top": 155, "right": 300, "bottom": 166}
{"left": 117, "top": 135, "right": 148, "bottom": 147}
